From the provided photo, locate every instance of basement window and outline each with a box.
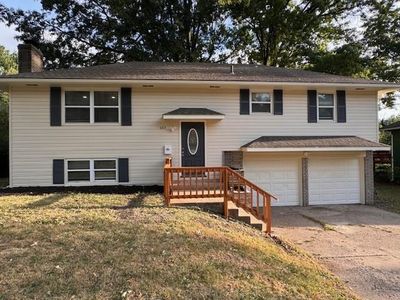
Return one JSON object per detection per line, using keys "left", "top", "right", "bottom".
{"left": 67, "top": 159, "right": 117, "bottom": 183}
{"left": 64, "top": 90, "right": 120, "bottom": 123}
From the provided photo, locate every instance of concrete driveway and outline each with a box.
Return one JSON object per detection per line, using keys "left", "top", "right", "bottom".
{"left": 272, "top": 205, "right": 400, "bottom": 300}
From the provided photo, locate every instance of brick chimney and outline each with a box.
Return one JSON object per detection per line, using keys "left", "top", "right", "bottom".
{"left": 18, "top": 43, "right": 44, "bottom": 73}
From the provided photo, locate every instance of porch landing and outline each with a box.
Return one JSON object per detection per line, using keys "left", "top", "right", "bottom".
{"left": 170, "top": 197, "right": 224, "bottom": 204}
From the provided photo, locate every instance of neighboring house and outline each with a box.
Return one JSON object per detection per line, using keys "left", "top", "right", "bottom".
{"left": 0, "top": 43, "right": 397, "bottom": 207}
{"left": 382, "top": 122, "right": 400, "bottom": 180}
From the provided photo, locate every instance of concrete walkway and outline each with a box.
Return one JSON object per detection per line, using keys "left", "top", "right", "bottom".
{"left": 272, "top": 205, "right": 400, "bottom": 300}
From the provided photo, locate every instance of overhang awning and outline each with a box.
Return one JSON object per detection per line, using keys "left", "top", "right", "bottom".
{"left": 162, "top": 108, "right": 225, "bottom": 120}
{"left": 241, "top": 136, "right": 390, "bottom": 152}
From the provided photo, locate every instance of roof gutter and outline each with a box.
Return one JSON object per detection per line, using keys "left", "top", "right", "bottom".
{"left": 0, "top": 78, "right": 399, "bottom": 90}
{"left": 382, "top": 127, "right": 400, "bottom": 132}
{"left": 241, "top": 146, "right": 391, "bottom": 152}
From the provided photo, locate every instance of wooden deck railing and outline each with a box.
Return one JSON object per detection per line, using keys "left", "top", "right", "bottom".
{"left": 163, "top": 158, "right": 276, "bottom": 233}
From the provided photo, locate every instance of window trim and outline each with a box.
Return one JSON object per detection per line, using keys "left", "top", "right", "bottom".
{"left": 65, "top": 158, "right": 118, "bottom": 185}
{"left": 250, "top": 90, "right": 273, "bottom": 114}
{"left": 317, "top": 92, "right": 336, "bottom": 121}
{"left": 62, "top": 88, "right": 121, "bottom": 125}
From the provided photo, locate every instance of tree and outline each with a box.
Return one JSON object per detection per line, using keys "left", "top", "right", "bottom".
{"left": 222, "top": 0, "right": 361, "bottom": 67}
{"left": 362, "top": 0, "right": 400, "bottom": 108}
{"left": 307, "top": 42, "right": 370, "bottom": 77}
{"left": 0, "top": 0, "right": 234, "bottom": 69}
{"left": 363, "top": 0, "right": 400, "bottom": 82}
{"left": 0, "top": 46, "right": 18, "bottom": 178}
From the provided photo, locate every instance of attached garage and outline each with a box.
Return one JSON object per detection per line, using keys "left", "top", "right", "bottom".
{"left": 241, "top": 136, "right": 390, "bottom": 207}
{"left": 308, "top": 155, "right": 363, "bottom": 205}
{"left": 243, "top": 153, "right": 301, "bottom": 206}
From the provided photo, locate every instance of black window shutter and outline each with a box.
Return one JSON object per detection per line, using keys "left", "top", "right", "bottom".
{"left": 121, "top": 88, "right": 132, "bottom": 126}
{"left": 240, "top": 89, "right": 250, "bottom": 115}
{"left": 50, "top": 87, "right": 61, "bottom": 126}
{"left": 307, "top": 90, "right": 317, "bottom": 123}
{"left": 53, "top": 159, "right": 64, "bottom": 184}
{"left": 118, "top": 158, "right": 129, "bottom": 183}
{"left": 337, "top": 90, "right": 347, "bottom": 123}
{"left": 273, "top": 89, "right": 283, "bottom": 115}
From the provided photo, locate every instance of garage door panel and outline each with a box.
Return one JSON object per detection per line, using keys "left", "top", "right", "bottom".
{"left": 309, "top": 157, "right": 361, "bottom": 205}
{"left": 245, "top": 156, "right": 301, "bottom": 206}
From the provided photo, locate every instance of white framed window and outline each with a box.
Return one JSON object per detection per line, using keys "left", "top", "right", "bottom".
{"left": 318, "top": 93, "right": 335, "bottom": 120}
{"left": 65, "top": 91, "right": 91, "bottom": 123}
{"left": 64, "top": 90, "right": 120, "bottom": 124}
{"left": 94, "top": 91, "right": 119, "bottom": 123}
{"left": 251, "top": 92, "right": 271, "bottom": 113}
{"left": 66, "top": 159, "right": 117, "bottom": 183}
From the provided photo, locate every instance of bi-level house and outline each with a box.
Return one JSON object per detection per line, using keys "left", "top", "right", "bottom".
{"left": 0, "top": 44, "right": 397, "bottom": 209}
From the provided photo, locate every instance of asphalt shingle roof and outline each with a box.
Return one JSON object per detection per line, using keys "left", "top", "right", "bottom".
{"left": 163, "top": 108, "right": 224, "bottom": 116}
{"left": 1, "top": 61, "right": 397, "bottom": 85}
{"left": 241, "top": 136, "right": 389, "bottom": 149}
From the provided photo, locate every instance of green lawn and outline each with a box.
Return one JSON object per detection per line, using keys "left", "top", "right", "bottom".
{"left": 0, "top": 192, "right": 357, "bottom": 299}
{"left": 375, "top": 182, "right": 400, "bottom": 214}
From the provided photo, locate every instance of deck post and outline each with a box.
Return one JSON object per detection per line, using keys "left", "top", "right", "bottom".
{"left": 164, "top": 158, "right": 172, "bottom": 206}
{"left": 223, "top": 168, "right": 228, "bottom": 219}
{"left": 264, "top": 194, "right": 271, "bottom": 234}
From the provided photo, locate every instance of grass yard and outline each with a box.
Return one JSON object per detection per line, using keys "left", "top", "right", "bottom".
{"left": 375, "top": 182, "right": 400, "bottom": 214}
{"left": 0, "top": 192, "right": 357, "bottom": 299}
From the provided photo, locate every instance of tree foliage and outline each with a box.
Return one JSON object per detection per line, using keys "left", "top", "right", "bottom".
{"left": 222, "top": 0, "right": 360, "bottom": 67}
{"left": 363, "top": 0, "right": 400, "bottom": 82}
{"left": 0, "top": 0, "right": 399, "bottom": 105}
{"left": 380, "top": 115, "right": 400, "bottom": 144}
{"left": 1, "top": 0, "right": 236, "bottom": 68}
{"left": 307, "top": 42, "right": 370, "bottom": 77}
{"left": 0, "top": 46, "right": 18, "bottom": 178}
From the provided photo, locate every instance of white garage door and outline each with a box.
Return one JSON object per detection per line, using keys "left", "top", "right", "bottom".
{"left": 309, "top": 157, "right": 362, "bottom": 205}
{"left": 244, "top": 156, "right": 301, "bottom": 206}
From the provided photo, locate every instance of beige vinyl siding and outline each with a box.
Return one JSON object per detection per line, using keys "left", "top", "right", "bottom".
{"left": 9, "top": 85, "right": 378, "bottom": 187}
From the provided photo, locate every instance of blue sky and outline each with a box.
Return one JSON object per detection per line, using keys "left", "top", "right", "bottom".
{"left": 0, "top": 0, "right": 41, "bottom": 51}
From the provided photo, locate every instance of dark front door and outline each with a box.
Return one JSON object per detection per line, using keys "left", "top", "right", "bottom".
{"left": 181, "top": 122, "right": 205, "bottom": 167}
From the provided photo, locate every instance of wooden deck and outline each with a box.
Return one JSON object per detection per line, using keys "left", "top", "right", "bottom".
{"left": 163, "top": 158, "right": 276, "bottom": 233}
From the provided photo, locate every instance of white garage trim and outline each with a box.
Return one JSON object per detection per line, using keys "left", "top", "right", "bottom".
{"left": 243, "top": 153, "right": 302, "bottom": 206}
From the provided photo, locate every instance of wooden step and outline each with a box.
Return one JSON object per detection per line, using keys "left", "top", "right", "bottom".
{"left": 226, "top": 201, "right": 266, "bottom": 232}
{"left": 237, "top": 216, "right": 251, "bottom": 224}
{"left": 228, "top": 208, "right": 239, "bottom": 218}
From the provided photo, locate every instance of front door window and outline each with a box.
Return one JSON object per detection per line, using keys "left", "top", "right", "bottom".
{"left": 187, "top": 128, "right": 199, "bottom": 155}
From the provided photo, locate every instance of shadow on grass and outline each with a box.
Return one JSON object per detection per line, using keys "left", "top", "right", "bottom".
{"left": 113, "top": 193, "right": 165, "bottom": 210}
{"left": 23, "top": 193, "right": 67, "bottom": 209}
